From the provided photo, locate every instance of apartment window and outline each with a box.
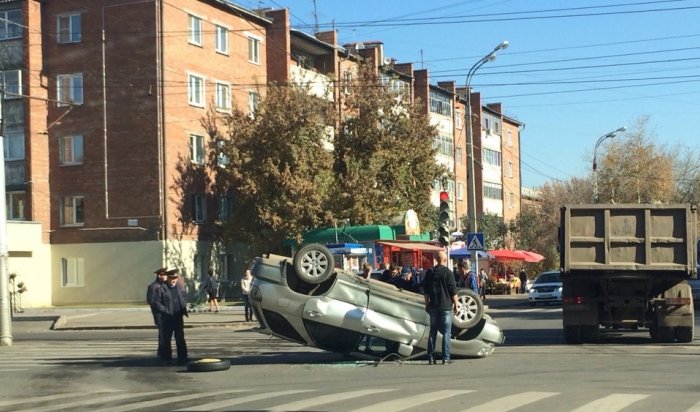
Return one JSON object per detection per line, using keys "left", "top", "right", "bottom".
{"left": 188, "top": 74, "right": 205, "bottom": 107}
{"left": 509, "top": 192, "right": 515, "bottom": 209}
{"left": 1, "top": 70, "right": 21, "bottom": 98}
{"left": 455, "top": 147, "right": 463, "bottom": 164}
{"left": 0, "top": 9, "right": 22, "bottom": 40}
{"left": 483, "top": 148, "right": 501, "bottom": 167}
{"left": 455, "top": 110, "right": 463, "bottom": 130}
{"left": 248, "top": 91, "right": 259, "bottom": 115}
{"left": 192, "top": 194, "right": 206, "bottom": 223}
{"left": 483, "top": 182, "right": 503, "bottom": 200}
{"left": 456, "top": 183, "right": 464, "bottom": 201}
{"left": 57, "top": 73, "right": 83, "bottom": 106}
{"left": 482, "top": 114, "right": 501, "bottom": 134}
{"left": 218, "top": 195, "right": 232, "bottom": 221}
{"left": 59, "top": 135, "right": 84, "bottom": 165}
{"left": 6, "top": 191, "right": 25, "bottom": 220}
{"left": 247, "top": 35, "right": 260, "bottom": 64}
{"left": 188, "top": 14, "right": 202, "bottom": 45}
{"left": 61, "top": 195, "right": 85, "bottom": 226}
{"left": 507, "top": 161, "right": 513, "bottom": 178}
{"left": 343, "top": 71, "right": 352, "bottom": 94}
{"left": 432, "top": 134, "right": 453, "bottom": 157}
{"left": 429, "top": 90, "right": 452, "bottom": 117}
{"left": 193, "top": 254, "right": 205, "bottom": 280}
{"left": 218, "top": 253, "right": 233, "bottom": 281}
{"left": 61, "top": 257, "right": 85, "bottom": 287}
{"left": 190, "top": 134, "right": 205, "bottom": 164}
{"left": 57, "top": 13, "right": 81, "bottom": 43}
{"left": 215, "top": 82, "right": 231, "bottom": 111}
{"left": 4, "top": 128, "right": 24, "bottom": 161}
{"left": 215, "top": 25, "right": 228, "bottom": 54}
{"left": 507, "top": 130, "right": 513, "bottom": 147}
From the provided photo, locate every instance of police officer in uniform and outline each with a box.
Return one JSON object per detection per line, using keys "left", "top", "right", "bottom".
{"left": 154, "top": 268, "right": 189, "bottom": 365}
{"left": 146, "top": 267, "right": 168, "bottom": 358}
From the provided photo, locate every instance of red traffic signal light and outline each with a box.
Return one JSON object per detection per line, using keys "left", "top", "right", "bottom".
{"left": 439, "top": 191, "right": 449, "bottom": 202}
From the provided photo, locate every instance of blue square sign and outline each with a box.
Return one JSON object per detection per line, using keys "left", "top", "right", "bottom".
{"left": 467, "top": 232, "right": 484, "bottom": 251}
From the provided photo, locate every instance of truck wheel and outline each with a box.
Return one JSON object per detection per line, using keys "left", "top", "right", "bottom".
{"left": 453, "top": 289, "right": 484, "bottom": 329}
{"left": 294, "top": 244, "right": 335, "bottom": 285}
{"left": 675, "top": 326, "right": 693, "bottom": 343}
{"left": 656, "top": 326, "right": 675, "bottom": 343}
{"left": 564, "top": 325, "right": 581, "bottom": 344}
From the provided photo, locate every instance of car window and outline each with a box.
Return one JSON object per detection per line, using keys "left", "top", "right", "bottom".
{"left": 535, "top": 272, "right": 560, "bottom": 284}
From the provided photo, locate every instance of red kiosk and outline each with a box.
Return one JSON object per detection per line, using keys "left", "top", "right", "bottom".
{"left": 375, "top": 240, "right": 443, "bottom": 271}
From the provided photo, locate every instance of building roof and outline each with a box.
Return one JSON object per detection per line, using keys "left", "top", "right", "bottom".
{"left": 203, "top": 0, "right": 272, "bottom": 26}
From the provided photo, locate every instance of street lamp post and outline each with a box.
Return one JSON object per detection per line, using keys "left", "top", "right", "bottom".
{"left": 593, "top": 126, "right": 626, "bottom": 203}
{"left": 465, "top": 41, "right": 508, "bottom": 275}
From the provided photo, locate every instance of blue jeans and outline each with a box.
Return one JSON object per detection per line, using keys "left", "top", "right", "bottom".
{"left": 427, "top": 309, "right": 452, "bottom": 361}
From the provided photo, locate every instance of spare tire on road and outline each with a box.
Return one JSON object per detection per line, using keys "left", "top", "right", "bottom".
{"left": 186, "top": 358, "right": 231, "bottom": 372}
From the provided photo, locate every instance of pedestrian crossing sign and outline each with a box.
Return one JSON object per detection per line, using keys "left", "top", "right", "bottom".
{"left": 467, "top": 232, "right": 484, "bottom": 251}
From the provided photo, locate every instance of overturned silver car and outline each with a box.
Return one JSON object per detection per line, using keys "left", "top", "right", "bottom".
{"left": 249, "top": 244, "right": 505, "bottom": 359}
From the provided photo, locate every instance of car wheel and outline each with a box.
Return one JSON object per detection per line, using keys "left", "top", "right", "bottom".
{"left": 452, "top": 289, "right": 484, "bottom": 329}
{"left": 675, "top": 326, "right": 693, "bottom": 343}
{"left": 564, "top": 325, "right": 581, "bottom": 344}
{"left": 186, "top": 358, "right": 231, "bottom": 372}
{"left": 655, "top": 326, "right": 675, "bottom": 343}
{"left": 294, "top": 244, "right": 335, "bottom": 285}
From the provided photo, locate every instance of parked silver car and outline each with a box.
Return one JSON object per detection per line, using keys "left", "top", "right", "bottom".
{"left": 249, "top": 244, "right": 505, "bottom": 359}
{"left": 528, "top": 271, "right": 563, "bottom": 306}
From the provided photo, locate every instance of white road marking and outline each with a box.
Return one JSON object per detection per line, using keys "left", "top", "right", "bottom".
{"left": 570, "top": 394, "right": 649, "bottom": 412}
{"left": 174, "top": 389, "right": 315, "bottom": 411}
{"left": 350, "top": 389, "right": 474, "bottom": 412}
{"left": 460, "top": 391, "right": 559, "bottom": 412}
{"left": 0, "top": 392, "right": 113, "bottom": 408}
{"left": 95, "top": 389, "right": 250, "bottom": 412}
{"left": 12, "top": 391, "right": 178, "bottom": 412}
{"left": 267, "top": 388, "right": 395, "bottom": 411}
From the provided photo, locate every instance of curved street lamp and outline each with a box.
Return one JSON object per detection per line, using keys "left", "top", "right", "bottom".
{"left": 465, "top": 40, "right": 508, "bottom": 234}
{"left": 464, "top": 40, "right": 508, "bottom": 277}
{"left": 593, "top": 126, "right": 626, "bottom": 203}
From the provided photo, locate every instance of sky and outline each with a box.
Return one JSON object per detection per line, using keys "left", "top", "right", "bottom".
{"left": 235, "top": 0, "right": 700, "bottom": 189}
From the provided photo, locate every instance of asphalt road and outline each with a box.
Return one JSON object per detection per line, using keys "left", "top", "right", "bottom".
{"left": 2, "top": 296, "right": 699, "bottom": 411}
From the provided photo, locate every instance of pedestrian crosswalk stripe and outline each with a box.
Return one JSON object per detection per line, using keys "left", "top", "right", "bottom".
{"left": 0, "top": 392, "right": 120, "bottom": 409}
{"left": 686, "top": 399, "right": 700, "bottom": 412}
{"left": 460, "top": 391, "right": 559, "bottom": 412}
{"left": 267, "top": 388, "right": 395, "bottom": 411}
{"left": 174, "top": 389, "right": 315, "bottom": 411}
{"left": 570, "top": 394, "right": 649, "bottom": 412}
{"left": 12, "top": 391, "right": 177, "bottom": 412}
{"left": 95, "top": 389, "right": 250, "bottom": 412}
{"left": 350, "top": 390, "right": 474, "bottom": 412}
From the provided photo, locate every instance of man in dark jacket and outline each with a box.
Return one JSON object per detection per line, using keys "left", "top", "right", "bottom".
{"left": 154, "top": 268, "right": 188, "bottom": 365}
{"left": 423, "top": 250, "right": 459, "bottom": 365}
{"left": 146, "top": 267, "right": 167, "bottom": 358}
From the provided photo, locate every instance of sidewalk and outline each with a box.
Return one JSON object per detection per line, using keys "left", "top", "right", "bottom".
{"left": 12, "top": 305, "right": 255, "bottom": 331}
{"left": 10, "top": 294, "right": 528, "bottom": 332}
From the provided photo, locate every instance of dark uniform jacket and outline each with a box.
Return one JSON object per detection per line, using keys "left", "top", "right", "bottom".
{"left": 153, "top": 283, "right": 188, "bottom": 318}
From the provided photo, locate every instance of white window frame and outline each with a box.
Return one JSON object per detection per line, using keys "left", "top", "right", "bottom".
{"left": 57, "top": 73, "right": 83, "bottom": 106}
{"left": 1, "top": 70, "right": 21, "bottom": 98}
{"left": 3, "top": 128, "right": 24, "bottom": 161}
{"left": 456, "top": 183, "right": 464, "bottom": 201}
{"left": 455, "top": 110, "right": 463, "bottom": 130}
{"left": 455, "top": 147, "right": 462, "bottom": 164}
{"left": 247, "top": 34, "right": 261, "bottom": 64}
{"left": 507, "top": 161, "right": 513, "bottom": 178}
{"left": 215, "top": 81, "right": 231, "bottom": 111}
{"left": 188, "top": 14, "right": 202, "bottom": 46}
{"left": 61, "top": 257, "right": 85, "bottom": 287}
{"left": 248, "top": 91, "right": 259, "bottom": 115}
{"left": 0, "top": 9, "right": 22, "bottom": 40}
{"left": 60, "top": 195, "right": 85, "bottom": 226}
{"left": 509, "top": 192, "right": 515, "bottom": 209}
{"left": 192, "top": 194, "right": 206, "bottom": 223}
{"left": 342, "top": 70, "right": 352, "bottom": 95}
{"left": 57, "top": 13, "right": 81, "bottom": 43}
{"left": 190, "top": 134, "right": 205, "bottom": 165}
{"left": 6, "top": 191, "right": 26, "bottom": 220}
{"left": 218, "top": 195, "right": 232, "bottom": 221}
{"left": 59, "top": 135, "right": 84, "bottom": 165}
{"left": 215, "top": 24, "right": 229, "bottom": 54}
{"left": 187, "top": 73, "right": 205, "bottom": 107}
{"left": 507, "top": 130, "right": 513, "bottom": 147}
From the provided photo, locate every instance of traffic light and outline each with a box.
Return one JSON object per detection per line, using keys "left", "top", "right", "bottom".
{"left": 438, "top": 191, "right": 451, "bottom": 247}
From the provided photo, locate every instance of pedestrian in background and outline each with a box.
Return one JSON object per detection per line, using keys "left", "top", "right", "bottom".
{"left": 146, "top": 267, "right": 168, "bottom": 358}
{"left": 241, "top": 269, "right": 254, "bottom": 322}
{"left": 154, "top": 268, "right": 189, "bottom": 365}
{"left": 360, "top": 262, "right": 372, "bottom": 280}
{"left": 519, "top": 268, "right": 528, "bottom": 294}
{"left": 479, "top": 269, "right": 489, "bottom": 300}
{"left": 423, "top": 250, "right": 459, "bottom": 365}
{"left": 201, "top": 269, "right": 220, "bottom": 313}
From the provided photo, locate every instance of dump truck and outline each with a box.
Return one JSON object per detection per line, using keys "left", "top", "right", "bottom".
{"left": 559, "top": 203, "right": 697, "bottom": 343}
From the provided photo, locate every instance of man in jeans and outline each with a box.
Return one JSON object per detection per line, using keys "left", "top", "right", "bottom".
{"left": 423, "top": 250, "right": 459, "bottom": 365}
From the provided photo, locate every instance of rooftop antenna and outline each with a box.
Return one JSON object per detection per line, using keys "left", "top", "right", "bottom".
{"left": 312, "top": 0, "right": 319, "bottom": 34}
{"left": 420, "top": 49, "right": 424, "bottom": 70}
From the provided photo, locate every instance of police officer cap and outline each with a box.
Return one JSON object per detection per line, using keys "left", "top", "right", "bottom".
{"left": 154, "top": 267, "right": 167, "bottom": 275}
{"left": 166, "top": 268, "right": 179, "bottom": 278}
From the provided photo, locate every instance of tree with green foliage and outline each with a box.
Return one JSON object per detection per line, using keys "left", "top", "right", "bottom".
{"left": 331, "top": 63, "right": 447, "bottom": 232}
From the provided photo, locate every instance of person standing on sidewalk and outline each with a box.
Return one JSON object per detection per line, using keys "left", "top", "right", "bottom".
{"left": 241, "top": 269, "right": 253, "bottom": 322}
{"left": 201, "top": 269, "right": 220, "bottom": 313}
{"left": 154, "top": 268, "right": 188, "bottom": 365}
{"left": 146, "top": 267, "right": 168, "bottom": 358}
{"left": 423, "top": 250, "right": 459, "bottom": 365}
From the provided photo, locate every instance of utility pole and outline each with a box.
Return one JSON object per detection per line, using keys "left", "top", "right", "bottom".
{"left": 0, "top": 87, "right": 13, "bottom": 346}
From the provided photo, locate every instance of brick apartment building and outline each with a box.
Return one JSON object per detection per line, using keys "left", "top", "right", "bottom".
{"left": 1, "top": 0, "right": 523, "bottom": 306}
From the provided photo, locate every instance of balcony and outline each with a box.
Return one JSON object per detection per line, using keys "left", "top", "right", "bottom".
{"left": 290, "top": 66, "right": 333, "bottom": 101}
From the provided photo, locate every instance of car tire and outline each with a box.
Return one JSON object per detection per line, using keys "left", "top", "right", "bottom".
{"left": 452, "top": 289, "right": 484, "bottom": 329}
{"left": 186, "top": 358, "right": 231, "bottom": 372}
{"left": 564, "top": 325, "right": 581, "bottom": 344}
{"left": 675, "top": 326, "right": 693, "bottom": 343}
{"left": 294, "top": 244, "right": 335, "bottom": 285}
